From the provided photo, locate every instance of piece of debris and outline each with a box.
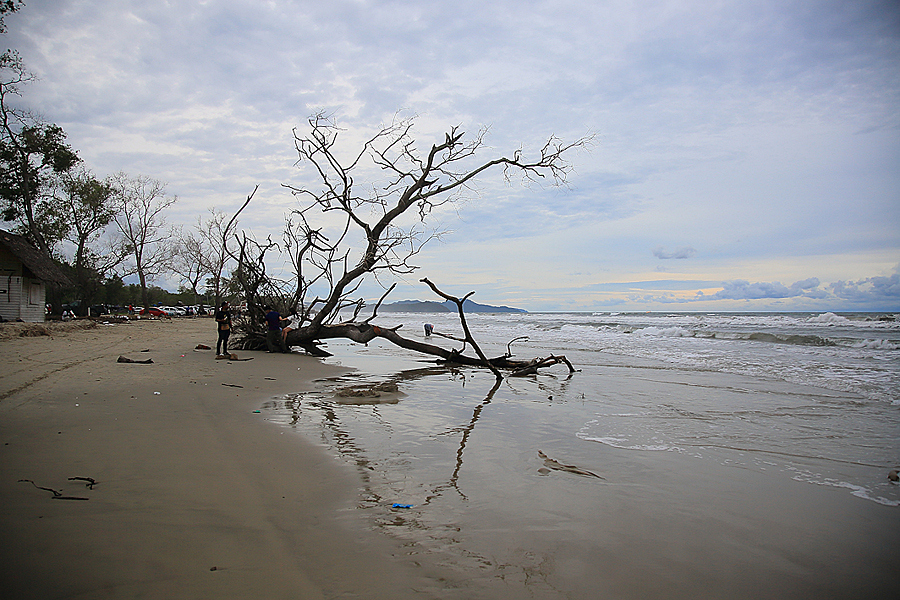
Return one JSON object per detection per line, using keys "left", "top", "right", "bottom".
{"left": 18, "top": 479, "right": 89, "bottom": 500}
{"left": 195, "top": 344, "right": 211, "bottom": 350}
{"left": 889, "top": 469, "right": 899, "bottom": 482}
{"left": 117, "top": 355, "right": 153, "bottom": 364}
{"left": 336, "top": 382, "right": 399, "bottom": 398}
{"left": 19, "top": 479, "right": 60, "bottom": 496}
{"left": 69, "top": 476, "right": 98, "bottom": 489}
{"left": 537, "top": 451, "right": 604, "bottom": 479}
{"left": 222, "top": 383, "right": 243, "bottom": 388}
{"left": 215, "top": 353, "right": 254, "bottom": 361}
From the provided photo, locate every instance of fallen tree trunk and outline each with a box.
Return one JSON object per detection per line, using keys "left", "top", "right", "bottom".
{"left": 284, "top": 320, "right": 577, "bottom": 376}
{"left": 225, "top": 117, "right": 588, "bottom": 378}
{"left": 277, "top": 278, "right": 579, "bottom": 377}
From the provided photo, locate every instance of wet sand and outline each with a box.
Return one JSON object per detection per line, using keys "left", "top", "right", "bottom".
{"left": 273, "top": 339, "right": 900, "bottom": 600}
{"left": 0, "top": 318, "right": 426, "bottom": 599}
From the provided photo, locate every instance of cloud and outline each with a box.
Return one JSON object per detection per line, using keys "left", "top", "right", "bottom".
{"left": 830, "top": 274, "right": 900, "bottom": 303}
{"left": 700, "top": 278, "right": 825, "bottom": 300}
{"left": 570, "top": 273, "right": 898, "bottom": 310}
{"left": 587, "top": 280, "right": 714, "bottom": 292}
{"left": 652, "top": 246, "right": 696, "bottom": 259}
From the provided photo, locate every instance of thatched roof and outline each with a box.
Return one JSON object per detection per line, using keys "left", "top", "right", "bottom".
{"left": 0, "top": 229, "right": 72, "bottom": 286}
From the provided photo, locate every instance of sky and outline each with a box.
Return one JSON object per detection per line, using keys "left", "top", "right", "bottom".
{"left": 5, "top": 0, "right": 900, "bottom": 312}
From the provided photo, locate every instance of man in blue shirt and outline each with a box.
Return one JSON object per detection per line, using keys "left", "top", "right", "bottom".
{"left": 264, "top": 305, "right": 288, "bottom": 353}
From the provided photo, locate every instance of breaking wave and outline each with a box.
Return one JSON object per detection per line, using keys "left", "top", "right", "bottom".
{"left": 807, "top": 312, "right": 851, "bottom": 324}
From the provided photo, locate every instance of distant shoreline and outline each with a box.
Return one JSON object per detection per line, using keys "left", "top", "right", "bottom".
{"left": 376, "top": 299, "right": 527, "bottom": 313}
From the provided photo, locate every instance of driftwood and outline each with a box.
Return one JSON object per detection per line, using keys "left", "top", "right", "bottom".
{"left": 19, "top": 479, "right": 90, "bottom": 500}
{"left": 298, "top": 319, "right": 576, "bottom": 377}
{"left": 509, "top": 355, "right": 577, "bottom": 377}
{"left": 117, "top": 355, "right": 153, "bottom": 364}
{"left": 69, "top": 476, "right": 98, "bottom": 489}
{"left": 282, "top": 279, "right": 577, "bottom": 379}
{"left": 420, "top": 278, "right": 503, "bottom": 380}
{"left": 537, "top": 451, "right": 604, "bottom": 479}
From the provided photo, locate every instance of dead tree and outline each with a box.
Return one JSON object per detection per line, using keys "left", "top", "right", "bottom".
{"left": 109, "top": 173, "right": 177, "bottom": 311}
{"left": 231, "top": 112, "right": 589, "bottom": 375}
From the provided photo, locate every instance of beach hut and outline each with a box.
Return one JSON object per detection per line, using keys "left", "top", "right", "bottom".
{"left": 0, "top": 229, "right": 71, "bottom": 322}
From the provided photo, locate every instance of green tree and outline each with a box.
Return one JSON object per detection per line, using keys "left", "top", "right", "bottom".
{"left": 45, "top": 167, "right": 121, "bottom": 305}
{"left": 0, "top": 1, "right": 23, "bottom": 34}
{"left": 100, "top": 274, "right": 125, "bottom": 306}
{"left": 0, "top": 51, "right": 79, "bottom": 254}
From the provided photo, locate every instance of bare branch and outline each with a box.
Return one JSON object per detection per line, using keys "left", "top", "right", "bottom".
{"left": 362, "top": 282, "right": 397, "bottom": 324}
{"left": 228, "top": 113, "right": 587, "bottom": 376}
{"left": 420, "top": 277, "right": 502, "bottom": 381}
{"left": 109, "top": 173, "right": 177, "bottom": 309}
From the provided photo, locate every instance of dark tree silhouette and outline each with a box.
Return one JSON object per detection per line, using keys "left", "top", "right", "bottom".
{"left": 230, "top": 113, "right": 588, "bottom": 377}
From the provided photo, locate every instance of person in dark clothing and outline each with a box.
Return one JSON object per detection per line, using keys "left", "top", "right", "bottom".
{"left": 215, "top": 301, "right": 232, "bottom": 356}
{"left": 264, "top": 305, "right": 288, "bottom": 353}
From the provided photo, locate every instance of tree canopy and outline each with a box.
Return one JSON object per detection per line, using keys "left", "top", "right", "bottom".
{"left": 0, "top": 51, "right": 80, "bottom": 254}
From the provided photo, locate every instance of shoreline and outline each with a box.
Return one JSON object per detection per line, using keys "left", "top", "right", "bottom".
{"left": 0, "top": 318, "right": 428, "bottom": 599}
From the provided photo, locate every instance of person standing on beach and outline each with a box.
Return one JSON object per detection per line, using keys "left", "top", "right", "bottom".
{"left": 264, "top": 305, "right": 288, "bottom": 353}
{"left": 215, "top": 301, "right": 232, "bottom": 356}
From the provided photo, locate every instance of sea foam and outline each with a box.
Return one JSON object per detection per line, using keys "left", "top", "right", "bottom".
{"left": 807, "top": 312, "right": 850, "bottom": 324}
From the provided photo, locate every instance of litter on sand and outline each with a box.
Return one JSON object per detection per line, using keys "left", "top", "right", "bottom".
{"left": 117, "top": 355, "right": 153, "bottom": 364}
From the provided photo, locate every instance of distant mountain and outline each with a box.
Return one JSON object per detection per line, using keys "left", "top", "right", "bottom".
{"left": 378, "top": 300, "right": 450, "bottom": 313}
{"left": 377, "top": 299, "right": 526, "bottom": 313}
{"left": 445, "top": 300, "right": 527, "bottom": 313}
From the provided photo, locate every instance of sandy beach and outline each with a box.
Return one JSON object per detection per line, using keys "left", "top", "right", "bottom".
{"left": 2, "top": 315, "right": 898, "bottom": 600}
{"left": 0, "top": 318, "right": 426, "bottom": 599}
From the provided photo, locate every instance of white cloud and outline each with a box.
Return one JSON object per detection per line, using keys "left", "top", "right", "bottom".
{"left": 701, "top": 278, "right": 824, "bottom": 301}
{"left": 653, "top": 246, "right": 696, "bottom": 260}
{"left": 831, "top": 274, "right": 900, "bottom": 303}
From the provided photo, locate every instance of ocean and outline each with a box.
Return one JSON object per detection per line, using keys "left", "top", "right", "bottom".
{"left": 264, "top": 311, "right": 899, "bottom": 598}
